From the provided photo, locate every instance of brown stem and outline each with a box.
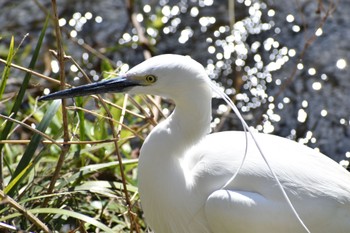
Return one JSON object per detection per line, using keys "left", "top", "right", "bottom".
{"left": 0, "top": 190, "right": 50, "bottom": 232}
{"left": 41, "top": 0, "right": 71, "bottom": 208}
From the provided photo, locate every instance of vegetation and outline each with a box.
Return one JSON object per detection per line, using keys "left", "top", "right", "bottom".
{"left": 0, "top": 1, "right": 155, "bottom": 232}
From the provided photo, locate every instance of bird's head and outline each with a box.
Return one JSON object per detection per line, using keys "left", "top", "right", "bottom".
{"left": 39, "top": 54, "right": 211, "bottom": 102}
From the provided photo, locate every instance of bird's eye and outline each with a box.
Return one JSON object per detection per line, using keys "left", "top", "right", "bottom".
{"left": 145, "top": 75, "right": 157, "bottom": 84}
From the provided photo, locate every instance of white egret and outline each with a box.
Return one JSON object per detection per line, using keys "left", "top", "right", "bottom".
{"left": 40, "top": 54, "right": 350, "bottom": 233}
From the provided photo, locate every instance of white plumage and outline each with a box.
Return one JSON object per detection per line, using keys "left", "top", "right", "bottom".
{"left": 41, "top": 54, "right": 350, "bottom": 233}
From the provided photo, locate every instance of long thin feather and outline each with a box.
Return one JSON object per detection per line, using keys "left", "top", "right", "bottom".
{"left": 207, "top": 80, "right": 310, "bottom": 233}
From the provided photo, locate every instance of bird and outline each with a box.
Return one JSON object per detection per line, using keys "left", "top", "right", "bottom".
{"left": 40, "top": 54, "right": 350, "bottom": 233}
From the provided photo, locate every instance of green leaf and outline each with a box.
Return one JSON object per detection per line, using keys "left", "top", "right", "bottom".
{"left": 0, "top": 36, "right": 15, "bottom": 99}
{"left": 101, "top": 59, "right": 117, "bottom": 80}
{"left": 57, "top": 159, "right": 138, "bottom": 190}
{"left": 0, "top": 208, "right": 115, "bottom": 233}
{"left": 94, "top": 114, "right": 108, "bottom": 141}
{"left": 0, "top": 15, "right": 50, "bottom": 155}
{"left": 3, "top": 161, "right": 33, "bottom": 195}
{"left": 76, "top": 96, "right": 86, "bottom": 142}
{"left": 6, "top": 99, "right": 61, "bottom": 196}
{"left": 101, "top": 59, "right": 114, "bottom": 72}
{"left": 74, "top": 180, "right": 138, "bottom": 197}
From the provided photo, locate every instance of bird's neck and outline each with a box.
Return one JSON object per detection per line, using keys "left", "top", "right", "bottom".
{"left": 137, "top": 88, "right": 212, "bottom": 200}
{"left": 141, "top": 79, "right": 213, "bottom": 160}
{"left": 170, "top": 95, "right": 212, "bottom": 146}
{"left": 137, "top": 89, "right": 212, "bottom": 231}
{"left": 140, "top": 93, "right": 212, "bottom": 161}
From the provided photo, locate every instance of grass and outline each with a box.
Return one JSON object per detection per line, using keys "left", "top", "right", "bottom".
{"left": 0, "top": 54, "right": 155, "bottom": 232}
{"left": 0, "top": 3, "right": 160, "bottom": 232}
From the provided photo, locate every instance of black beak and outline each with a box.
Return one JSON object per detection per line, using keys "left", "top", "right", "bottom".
{"left": 39, "top": 76, "right": 138, "bottom": 101}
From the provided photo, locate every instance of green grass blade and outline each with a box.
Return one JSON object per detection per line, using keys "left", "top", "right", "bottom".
{"left": 3, "top": 161, "right": 33, "bottom": 195}
{"left": 74, "top": 180, "right": 138, "bottom": 196}
{"left": 0, "top": 208, "right": 115, "bottom": 233}
{"left": 56, "top": 159, "right": 138, "bottom": 190}
{"left": 76, "top": 97, "right": 86, "bottom": 141}
{"left": 0, "top": 36, "right": 14, "bottom": 99}
{"left": 6, "top": 99, "right": 61, "bottom": 196}
{"left": 0, "top": 15, "right": 49, "bottom": 154}
{"left": 76, "top": 96, "right": 86, "bottom": 156}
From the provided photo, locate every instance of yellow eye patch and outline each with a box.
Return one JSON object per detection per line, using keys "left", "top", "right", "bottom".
{"left": 129, "top": 75, "right": 157, "bottom": 85}
{"left": 145, "top": 75, "right": 157, "bottom": 83}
